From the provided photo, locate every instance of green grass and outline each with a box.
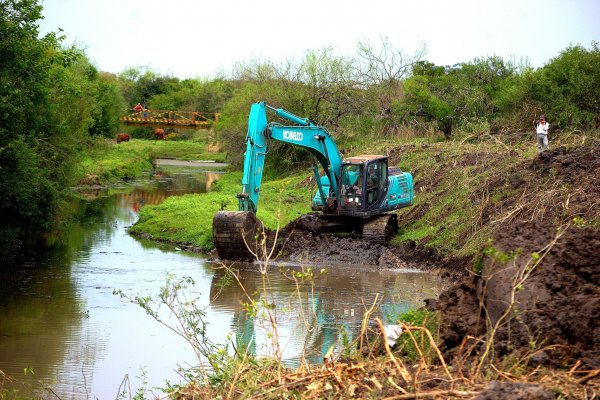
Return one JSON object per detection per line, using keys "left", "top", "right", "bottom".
{"left": 391, "top": 141, "right": 531, "bottom": 258}
{"left": 75, "top": 137, "right": 226, "bottom": 185}
{"left": 147, "top": 139, "right": 226, "bottom": 161}
{"left": 129, "top": 171, "right": 313, "bottom": 251}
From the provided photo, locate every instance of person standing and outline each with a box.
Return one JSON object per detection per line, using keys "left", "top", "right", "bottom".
{"left": 534, "top": 115, "right": 550, "bottom": 153}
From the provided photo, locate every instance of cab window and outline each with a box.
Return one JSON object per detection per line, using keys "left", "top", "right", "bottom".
{"left": 340, "top": 164, "right": 363, "bottom": 208}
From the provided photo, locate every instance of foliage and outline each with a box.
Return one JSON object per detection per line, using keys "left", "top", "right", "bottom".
{"left": 88, "top": 72, "right": 126, "bottom": 137}
{"left": 402, "top": 57, "right": 517, "bottom": 138}
{"left": 114, "top": 275, "right": 246, "bottom": 389}
{"left": 529, "top": 42, "right": 600, "bottom": 129}
{"left": 0, "top": 0, "right": 130, "bottom": 261}
{"left": 0, "top": 138, "right": 57, "bottom": 256}
{"left": 117, "top": 67, "right": 179, "bottom": 108}
{"left": 147, "top": 77, "right": 235, "bottom": 113}
{"left": 0, "top": 0, "right": 66, "bottom": 258}
{"left": 394, "top": 309, "right": 439, "bottom": 362}
{"left": 215, "top": 80, "right": 313, "bottom": 169}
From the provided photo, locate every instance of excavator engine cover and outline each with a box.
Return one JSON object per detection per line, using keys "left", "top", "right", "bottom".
{"left": 212, "top": 211, "right": 264, "bottom": 261}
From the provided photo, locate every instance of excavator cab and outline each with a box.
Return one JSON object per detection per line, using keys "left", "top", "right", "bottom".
{"left": 339, "top": 156, "right": 389, "bottom": 214}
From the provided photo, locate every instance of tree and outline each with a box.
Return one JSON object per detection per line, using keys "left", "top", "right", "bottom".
{"left": 401, "top": 62, "right": 463, "bottom": 138}
{"left": 401, "top": 57, "right": 516, "bottom": 138}
{"left": 355, "top": 37, "right": 426, "bottom": 130}
{"left": 88, "top": 72, "right": 126, "bottom": 137}
{"left": 148, "top": 77, "right": 235, "bottom": 113}
{"left": 531, "top": 43, "right": 600, "bottom": 129}
{"left": 0, "top": 0, "right": 62, "bottom": 258}
{"left": 117, "top": 67, "right": 179, "bottom": 108}
{"left": 0, "top": 0, "right": 115, "bottom": 261}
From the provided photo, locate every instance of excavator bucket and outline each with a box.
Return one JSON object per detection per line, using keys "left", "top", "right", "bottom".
{"left": 212, "top": 211, "right": 264, "bottom": 261}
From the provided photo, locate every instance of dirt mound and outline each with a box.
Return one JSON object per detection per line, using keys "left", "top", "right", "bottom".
{"left": 486, "top": 224, "right": 599, "bottom": 367}
{"left": 437, "top": 224, "right": 600, "bottom": 369}
{"left": 435, "top": 145, "right": 600, "bottom": 369}
{"left": 274, "top": 214, "right": 415, "bottom": 269}
{"left": 532, "top": 144, "right": 600, "bottom": 182}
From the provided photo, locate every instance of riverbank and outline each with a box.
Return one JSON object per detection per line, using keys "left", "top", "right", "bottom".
{"left": 126, "top": 133, "right": 599, "bottom": 398}
{"left": 130, "top": 135, "right": 599, "bottom": 264}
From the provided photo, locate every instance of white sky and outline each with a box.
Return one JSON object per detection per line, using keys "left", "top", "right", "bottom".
{"left": 40, "top": 0, "right": 600, "bottom": 79}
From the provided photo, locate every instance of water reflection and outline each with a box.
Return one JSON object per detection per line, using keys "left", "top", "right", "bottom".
{"left": 0, "top": 168, "right": 218, "bottom": 398}
{"left": 209, "top": 265, "right": 441, "bottom": 366}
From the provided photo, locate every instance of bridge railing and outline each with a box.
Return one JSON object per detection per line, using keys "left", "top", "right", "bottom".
{"left": 120, "top": 109, "right": 220, "bottom": 128}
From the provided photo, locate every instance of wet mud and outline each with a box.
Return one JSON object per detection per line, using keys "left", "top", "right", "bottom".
{"left": 268, "top": 213, "right": 441, "bottom": 271}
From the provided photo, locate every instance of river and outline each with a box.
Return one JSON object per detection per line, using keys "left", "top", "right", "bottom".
{"left": 0, "top": 167, "right": 442, "bottom": 399}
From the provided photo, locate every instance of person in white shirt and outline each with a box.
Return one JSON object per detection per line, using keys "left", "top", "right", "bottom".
{"left": 534, "top": 115, "right": 550, "bottom": 153}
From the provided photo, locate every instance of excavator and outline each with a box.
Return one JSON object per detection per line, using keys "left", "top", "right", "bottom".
{"left": 213, "top": 102, "right": 414, "bottom": 261}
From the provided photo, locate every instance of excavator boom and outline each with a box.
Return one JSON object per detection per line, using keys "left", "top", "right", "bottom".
{"left": 238, "top": 102, "right": 342, "bottom": 213}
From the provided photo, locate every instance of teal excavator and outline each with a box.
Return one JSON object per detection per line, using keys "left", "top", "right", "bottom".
{"left": 213, "top": 102, "right": 414, "bottom": 260}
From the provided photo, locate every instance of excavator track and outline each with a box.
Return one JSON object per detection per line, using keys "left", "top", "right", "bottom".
{"left": 212, "top": 211, "right": 264, "bottom": 261}
{"left": 361, "top": 214, "right": 398, "bottom": 245}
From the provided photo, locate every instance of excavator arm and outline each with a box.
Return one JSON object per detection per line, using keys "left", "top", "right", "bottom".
{"left": 213, "top": 102, "right": 343, "bottom": 260}
{"left": 238, "top": 102, "right": 342, "bottom": 213}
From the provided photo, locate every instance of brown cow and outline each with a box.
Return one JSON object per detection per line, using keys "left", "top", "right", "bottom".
{"left": 154, "top": 128, "right": 165, "bottom": 140}
{"left": 116, "top": 133, "right": 130, "bottom": 143}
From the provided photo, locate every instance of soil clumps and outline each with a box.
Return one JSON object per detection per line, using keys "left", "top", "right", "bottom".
{"left": 270, "top": 213, "right": 443, "bottom": 272}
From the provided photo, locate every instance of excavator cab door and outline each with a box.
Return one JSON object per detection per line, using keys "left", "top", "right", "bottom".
{"left": 339, "top": 157, "right": 389, "bottom": 212}
{"left": 365, "top": 159, "right": 388, "bottom": 210}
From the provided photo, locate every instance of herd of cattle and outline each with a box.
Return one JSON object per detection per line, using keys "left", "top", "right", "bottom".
{"left": 116, "top": 128, "right": 166, "bottom": 144}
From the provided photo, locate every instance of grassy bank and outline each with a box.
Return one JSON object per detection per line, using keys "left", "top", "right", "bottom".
{"left": 74, "top": 134, "right": 226, "bottom": 185}
{"left": 129, "top": 171, "right": 314, "bottom": 251}
{"left": 393, "top": 132, "right": 599, "bottom": 260}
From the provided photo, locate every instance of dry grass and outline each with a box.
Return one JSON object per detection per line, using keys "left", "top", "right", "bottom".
{"left": 175, "top": 325, "right": 599, "bottom": 399}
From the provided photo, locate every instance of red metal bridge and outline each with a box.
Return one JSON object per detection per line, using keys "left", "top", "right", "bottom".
{"left": 119, "top": 109, "right": 220, "bottom": 129}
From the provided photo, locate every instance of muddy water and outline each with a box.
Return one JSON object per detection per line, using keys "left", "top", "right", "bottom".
{"left": 0, "top": 168, "right": 442, "bottom": 398}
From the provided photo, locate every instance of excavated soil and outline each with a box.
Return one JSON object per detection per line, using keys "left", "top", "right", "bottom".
{"left": 436, "top": 144, "right": 600, "bottom": 370}
{"left": 268, "top": 213, "right": 443, "bottom": 272}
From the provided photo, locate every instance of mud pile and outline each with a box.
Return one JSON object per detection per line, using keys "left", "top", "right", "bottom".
{"left": 274, "top": 213, "right": 438, "bottom": 270}
{"left": 436, "top": 145, "right": 600, "bottom": 368}
{"left": 437, "top": 224, "right": 599, "bottom": 366}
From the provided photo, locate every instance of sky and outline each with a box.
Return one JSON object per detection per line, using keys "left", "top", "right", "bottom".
{"left": 40, "top": 0, "right": 600, "bottom": 79}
